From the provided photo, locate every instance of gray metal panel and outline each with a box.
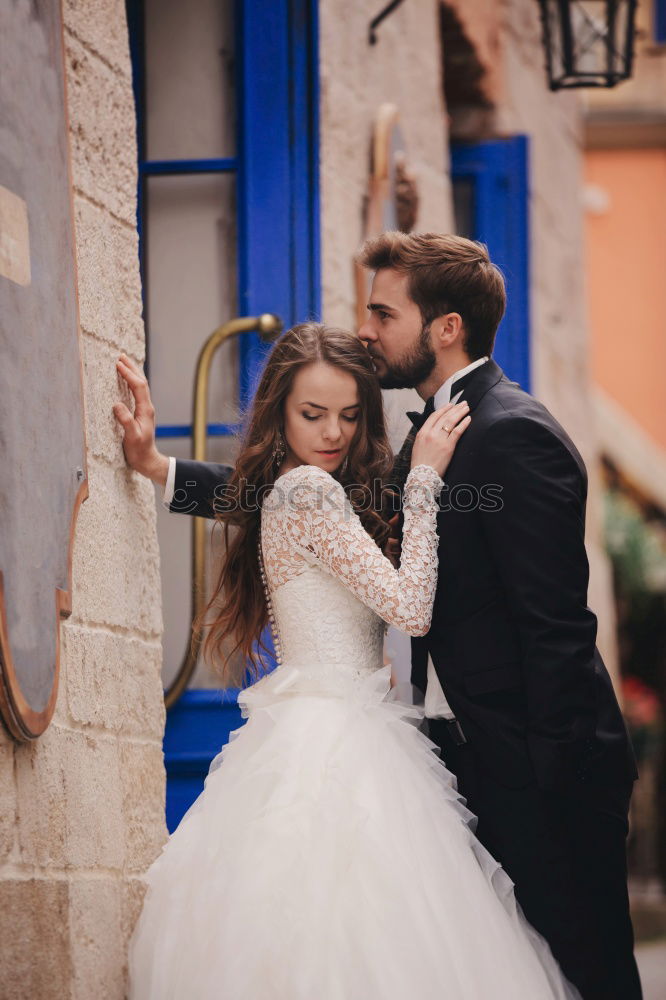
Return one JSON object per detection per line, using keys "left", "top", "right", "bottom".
{"left": 0, "top": 0, "right": 87, "bottom": 737}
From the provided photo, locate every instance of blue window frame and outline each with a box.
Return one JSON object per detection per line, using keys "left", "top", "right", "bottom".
{"left": 656, "top": 0, "right": 666, "bottom": 44}
{"left": 127, "top": 0, "right": 320, "bottom": 432}
{"left": 237, "top": 0, "right": 321, "bottom": 403}
{"left": 451, "top": 136, "right": 531, "bottom": 393}
{"left": 126, "top": 0, "right": 320, "bottom": 831}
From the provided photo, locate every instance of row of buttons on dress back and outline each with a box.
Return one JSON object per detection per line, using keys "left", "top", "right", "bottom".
{"left": 257, "top": 534, "right": 283, "bottom": 667}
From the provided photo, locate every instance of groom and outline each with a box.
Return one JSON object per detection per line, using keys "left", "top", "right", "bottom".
{"left": 356, "top": 231, "right": 640, "bottom": 999}
{"left": 116, "top": 231, "right": 641, "bottom": 999}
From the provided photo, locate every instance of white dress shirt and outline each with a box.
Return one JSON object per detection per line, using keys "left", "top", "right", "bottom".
{"left": 163, "top": 455, "right": 177, "bottom": 508}
{"left": 433, "top": 355, "right": 489, "bottom": 411}
{"left": 424, "top": 356, "right": 489, "bottom": 719}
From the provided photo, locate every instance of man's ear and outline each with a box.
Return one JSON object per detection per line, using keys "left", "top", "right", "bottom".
{"left": 433, "top": 311, "right": 464, "bottom": 348}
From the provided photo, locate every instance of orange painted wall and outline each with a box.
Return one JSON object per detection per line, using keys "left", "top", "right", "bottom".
{"left": 584, "top": 148, "right": 666, "bottom": 451}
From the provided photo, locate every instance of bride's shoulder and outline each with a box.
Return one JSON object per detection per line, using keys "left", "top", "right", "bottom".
{"left": 269, "top": 464, "right": 346, "bottom": 514}
{"left": 275, "top": 464, "right": 341, "bottom": 490}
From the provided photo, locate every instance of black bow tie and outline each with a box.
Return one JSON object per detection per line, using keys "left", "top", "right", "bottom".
{"left": 406, "top": 395, "right": 435, "bottom": 431}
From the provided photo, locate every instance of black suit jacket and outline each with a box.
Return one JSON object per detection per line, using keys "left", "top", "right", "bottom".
{"left": 168, "top": 459, "right": 234, "bottom": 519}
{"left": 404, "top": 360, "right": 637, "bottom": 792}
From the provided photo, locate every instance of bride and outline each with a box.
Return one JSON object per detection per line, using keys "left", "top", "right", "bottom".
{"left": 123, "top": 322, "right": 579, "bottom": 999}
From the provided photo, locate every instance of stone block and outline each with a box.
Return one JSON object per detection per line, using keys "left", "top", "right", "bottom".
{"left": 79, "top": 332, "right": 146, "bottom": 466}
{"left": 121, "top": 875, "right": 149, "bottom": 943}
{"left": 63, "top": 732, "right": 124, "bottom": 870}
{"left": 69, "top": 876, "right": 125, "bottom": 1000}
{"left": 69, "top": 458, "right": 162, "bottom": 636}
{"left": 63, "top": 622, "right": 165, "bottom": 741}
{"left": 64, "top": 29, "right": 138, "bottom": 226}
{"left": 16, "top": 724, "right": 124, "bottom": 870}
{"left": 14, "top": 725, "right": 67, "bottom": 868}
{"left": 0, "top": 738, "right": 17, "bottom": 863}
{"left": 49, "top": 638, "right": 74, "bottom": 729}
{"left": 74, "top": 196, "right": 144, "bottom": 358}
{"left": 119, "top": 876, "right": 149, "bottom": 993}
{"left": 120, "top": 739, "right": 168, "bottom": 872}
{"left": 0, "top": 879, "right": 72, "bottom": 1000}
{"left": 64, "top": 0, "right": 132, "bottom": 76}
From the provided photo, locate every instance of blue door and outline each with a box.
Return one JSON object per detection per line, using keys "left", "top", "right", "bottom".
{"left": 451, "top": 137, "right": 531, "bottom": 392}
{"left": 126, "top": 0, "right": 320, "bottom": 830}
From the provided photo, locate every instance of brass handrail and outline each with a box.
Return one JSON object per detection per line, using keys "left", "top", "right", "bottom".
{"left": 164, "top": 314, "right": 283, "bottom": 709}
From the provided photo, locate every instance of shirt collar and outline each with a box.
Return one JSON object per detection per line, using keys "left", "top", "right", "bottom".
{"left": 433, "top": 357, "right": 490, "bottom": 407}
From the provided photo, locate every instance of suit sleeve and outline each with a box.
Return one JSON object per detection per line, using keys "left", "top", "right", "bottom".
{"left": 478, "top": 416, "right": 598, "bottom": 789}
{"left": 168, "top": 459, "right": 234, "bottom": 519}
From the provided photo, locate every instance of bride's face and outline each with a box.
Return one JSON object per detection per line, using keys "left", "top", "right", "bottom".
{"left": 281, "top": 362, "right": 360, "bottom": 475}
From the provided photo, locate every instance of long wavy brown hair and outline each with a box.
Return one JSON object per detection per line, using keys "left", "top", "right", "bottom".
{"left": 195, "top": 322, "right": 396, "bottom": 688}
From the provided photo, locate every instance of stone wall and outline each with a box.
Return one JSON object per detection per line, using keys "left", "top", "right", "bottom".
{"left": 319, "top": 0, "right": 452, "bottom": 447}
{"left": 0, "top": 2, "right": 166, "bottom": 997}
{"left": 319, "top": 0, "right": 452, "bottom": 325}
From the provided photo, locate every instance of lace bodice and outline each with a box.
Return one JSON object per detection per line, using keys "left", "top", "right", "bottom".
{"left": 259, "top": 463, "right": 443, "bottom": 691}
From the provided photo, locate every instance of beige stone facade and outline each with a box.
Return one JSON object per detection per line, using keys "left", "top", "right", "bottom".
{"left": 319, "top": 0, "right": 452, "bottom": 453}
{"left": 0, "top": 2, "right": 165, "bottom": 996}
{"left": 320, "top": 0, "right": 452, "bottom": 325}
{"left": 0, "top": 0, "right": 624, "bottom": 995}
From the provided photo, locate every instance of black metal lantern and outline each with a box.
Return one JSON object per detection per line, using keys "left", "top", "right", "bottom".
{"left": 536, "top": 0, "right": 638, "bottom": 90}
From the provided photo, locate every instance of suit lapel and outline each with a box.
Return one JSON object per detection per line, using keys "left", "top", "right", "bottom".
{"left": 450, "top": 358, "right": 505, "bottom": 411}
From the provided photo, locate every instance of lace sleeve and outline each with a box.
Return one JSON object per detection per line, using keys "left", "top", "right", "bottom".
{"left": 279, "top": 464, "right": 443, "bottom": 636}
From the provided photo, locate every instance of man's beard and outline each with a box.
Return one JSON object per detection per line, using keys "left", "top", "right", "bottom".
{"left": 373, "top": 322, "right": 437, "bottom": 390}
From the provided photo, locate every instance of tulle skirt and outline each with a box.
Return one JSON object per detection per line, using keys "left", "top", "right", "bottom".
{"left": 127, "top": 664, "right": 579, "bottom": 999}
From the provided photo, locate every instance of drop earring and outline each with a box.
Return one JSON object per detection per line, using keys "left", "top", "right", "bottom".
{"left": 272, "top": 430, "right": 286, "bottom": 470}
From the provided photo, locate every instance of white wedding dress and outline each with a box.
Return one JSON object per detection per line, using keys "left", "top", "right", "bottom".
{"left": 128, "top": 464, "right": 579, "bottom": 999}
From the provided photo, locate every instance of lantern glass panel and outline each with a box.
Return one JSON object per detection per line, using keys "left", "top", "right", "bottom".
{"left": 540, "top": 0, "right": 636, "bottom": 89}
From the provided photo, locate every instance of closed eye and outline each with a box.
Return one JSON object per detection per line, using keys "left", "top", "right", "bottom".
{"left": 303, "top": 413, "right": 359, "bottom": 422}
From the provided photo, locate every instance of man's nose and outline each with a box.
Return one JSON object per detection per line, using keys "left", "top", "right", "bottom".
{"left": 357, "top": 320, "right": 375, "bottom": 343}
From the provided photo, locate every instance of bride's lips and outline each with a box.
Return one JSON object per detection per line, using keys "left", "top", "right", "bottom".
{"left": 317, "top": 449, "right": 342, "bottom": 456}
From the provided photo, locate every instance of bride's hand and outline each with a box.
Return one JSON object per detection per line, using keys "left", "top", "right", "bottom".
{"left": 410, "top": 400, "right": 471, "bottom": 479}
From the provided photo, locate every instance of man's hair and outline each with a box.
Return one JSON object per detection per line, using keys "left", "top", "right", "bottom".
{"left": 357, "top": 231, "right": 506, "bottom": 360}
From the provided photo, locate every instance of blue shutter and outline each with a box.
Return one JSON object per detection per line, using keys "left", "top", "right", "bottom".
{"left": 451, "top": 136, "right": 531, "bottom": 392}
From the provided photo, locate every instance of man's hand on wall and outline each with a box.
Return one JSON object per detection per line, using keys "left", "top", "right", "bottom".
{"left": 114, "top": 354, "right": 169, "bottom": 488}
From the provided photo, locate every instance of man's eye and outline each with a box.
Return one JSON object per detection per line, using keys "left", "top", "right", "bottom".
{"left": 378, "top": 311, "right": 389, "bottom": 320}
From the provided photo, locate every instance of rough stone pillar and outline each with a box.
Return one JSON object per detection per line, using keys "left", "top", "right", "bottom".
{"left": 0, "top": 3, "right": 167, "bottom": 997}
